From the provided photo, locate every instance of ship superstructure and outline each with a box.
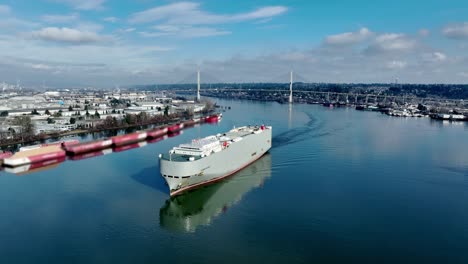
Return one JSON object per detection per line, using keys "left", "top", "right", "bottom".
{"left": 159, "top": 125, "right": 272, "bottom": 196}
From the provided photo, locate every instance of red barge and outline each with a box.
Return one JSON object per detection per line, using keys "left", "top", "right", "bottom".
{"left": 5, "top": 157, "right": 66, "bottom": 175}
{"left": 19, "top": 139, "right": 79, "bottom": 152}
{"left": 146, "top": 127, "right": 168, "bottom": 138}
{"left": 65, "top": 139, "right": 113, "bottom": 155}
{"left": 167, "top": 123, "right": 184, "bottom": 133}
{"left": 111, "top": 131, "right": 147, "bottom": 146}
{"left": 4, "top": 145, "right": 66, "bottom": 167}
{"left": 204, "top": 113, "right": 222, "bottom": 123}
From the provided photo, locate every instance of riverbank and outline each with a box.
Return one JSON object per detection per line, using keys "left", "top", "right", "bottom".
{"left": 0, "top": 112, "right": 217, "bottom": 150}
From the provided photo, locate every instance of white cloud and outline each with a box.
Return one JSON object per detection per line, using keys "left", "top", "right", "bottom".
{"left": 2, "top": 23, "right": 468, "bottom": 86}
{"left": 442, "top": 22, "right": 468, "bottom": 39}
{"left": 386, "top": 60, "right": 407, "bottom": 69}
{"left": 0, "top": 5, "right": 11, "bottom": 14}
{"left": 103, "top": 17, "right": 118, "bottom": 23}
{"left": 433, "top": 52, "right": 447, "bottom": 61}
{"left": 129, "top": 2, "right": 287, "bottom": 25}
{"left": 75, "top": 22, "right": 103, "bottom": 32}
{"left": 53, "top": 0, "right": 106, "bottom": 10}
{"left": 254, "top": 18, "right": 273, "bottom": 24}
{"left": 153, "top": 25, "right": 181, "bottom": 32}
{"left": 140, "top": 25, "right": 230, "bottom": 38}
{"left": 422, "top": 52, "right": 447, "bottom": 62}
{"left": 231, "top": 6, "right": 288, "bottom": 21}
{"left": 458, "top": 71, "right": 468, "bottom": 77}
{"left": 0, "top": 6, "right": 38, "bottom": 30}
{"left": 31, "top": 27, "right": 108, "bottom": 44}
{"left": 376, "top": 33, "right": 403, "bottom": 42}
{"left": 29, "top": 63, "right": 54, "bottom": 70}
{"left": 367, "top": 33, "right": 415, "bottom": 53}
{"left": 325, "top": 27, "right": 372, "bottom": 45}
{"left": 418, "top": 29, "right": 430, "bottom": 37}
{"left": 42, "top": 13, "right": 79, "bottom": 23}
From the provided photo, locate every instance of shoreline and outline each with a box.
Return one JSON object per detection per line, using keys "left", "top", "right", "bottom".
{"left": 0, "top": 113, "right": 215, "bottom": 150}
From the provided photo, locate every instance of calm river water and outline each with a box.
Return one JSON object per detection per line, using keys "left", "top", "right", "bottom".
{"left": 0, "top": 99, "right": 467, "bottom": 263}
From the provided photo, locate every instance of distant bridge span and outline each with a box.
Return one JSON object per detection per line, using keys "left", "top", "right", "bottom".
{"left": 166, "top": 88, "right": 466, "bottom": 105}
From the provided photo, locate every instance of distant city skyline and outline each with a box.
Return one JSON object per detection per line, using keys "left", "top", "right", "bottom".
{"left": 0, "top": 0, "right": 468, "bottom": 87}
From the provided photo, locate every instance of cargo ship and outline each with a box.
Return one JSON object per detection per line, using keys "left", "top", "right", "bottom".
{"left": 159, "top": 125, "right": 272, "bottom": 196}
{"left": 160, "top": 153, "right": 272, "bottom": 232}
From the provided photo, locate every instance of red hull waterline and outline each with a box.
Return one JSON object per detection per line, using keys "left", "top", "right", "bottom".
{"left": 147, "top": 135, "right": 167, "bottom": 144}
{"left": 69, "top": 148, "right": 113, "bottom": 161}
{"left": 5, "top": 157, "right": 66, "bottom": 175}
{"left": 167, "top": 130, "right": 182, "bottom": 138}
{"left": 111, "top": 132, "right": 147, "bottom": 147}
{"left": 167, "top": 124, "right": 184, "bottom": 133}
{"left": 29, "top": 157, "right": 67, "bottom": 170}
{"left": 65, "top": 139, "right": 113, "bottom": 155}
{"left": 170, "top": 152, "right": 268, "bottom": 197}
{"left": 114, "top": 142, "right": 147, "bottom": 153}
{"left": 204, "top": 114, "right": 221, "bottom": 123}
{"left": 146, "top": 127, "right": 168, "bottom": 138}
{"left": 4, "top": 150, "right": 66, "bottom": 167}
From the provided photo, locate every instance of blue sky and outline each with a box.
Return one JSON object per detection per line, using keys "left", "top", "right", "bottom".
{"left": 0, "top": 0, "right": 468, "bottom": 87}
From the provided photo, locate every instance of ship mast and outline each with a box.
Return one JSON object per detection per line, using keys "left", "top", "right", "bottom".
{"left": 197, "top": 69, "right": 201, "bottom": 102}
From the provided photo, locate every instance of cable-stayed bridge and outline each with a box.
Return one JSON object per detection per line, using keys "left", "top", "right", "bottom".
{"left": 160, "top": 71, "right": 467, "bottom": 107}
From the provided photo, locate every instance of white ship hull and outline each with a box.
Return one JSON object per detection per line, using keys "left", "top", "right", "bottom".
{"left": 159, "top": 126, "right": 272, "bottom": 196}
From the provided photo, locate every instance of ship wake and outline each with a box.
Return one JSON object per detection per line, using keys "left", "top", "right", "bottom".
{"left": 272, "top": 111, "right": 326, "bottom": 148}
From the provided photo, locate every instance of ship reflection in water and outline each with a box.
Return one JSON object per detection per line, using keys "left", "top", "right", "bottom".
{"left": 4, "top": 157, "right": 66, "bottom": 175}
{"left": 159, "top": 153, "right": 272, "bottom": 233}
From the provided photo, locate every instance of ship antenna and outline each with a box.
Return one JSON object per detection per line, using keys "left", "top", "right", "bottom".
{"left": 197, "top": 68, "right": 201, "bottom": 102}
